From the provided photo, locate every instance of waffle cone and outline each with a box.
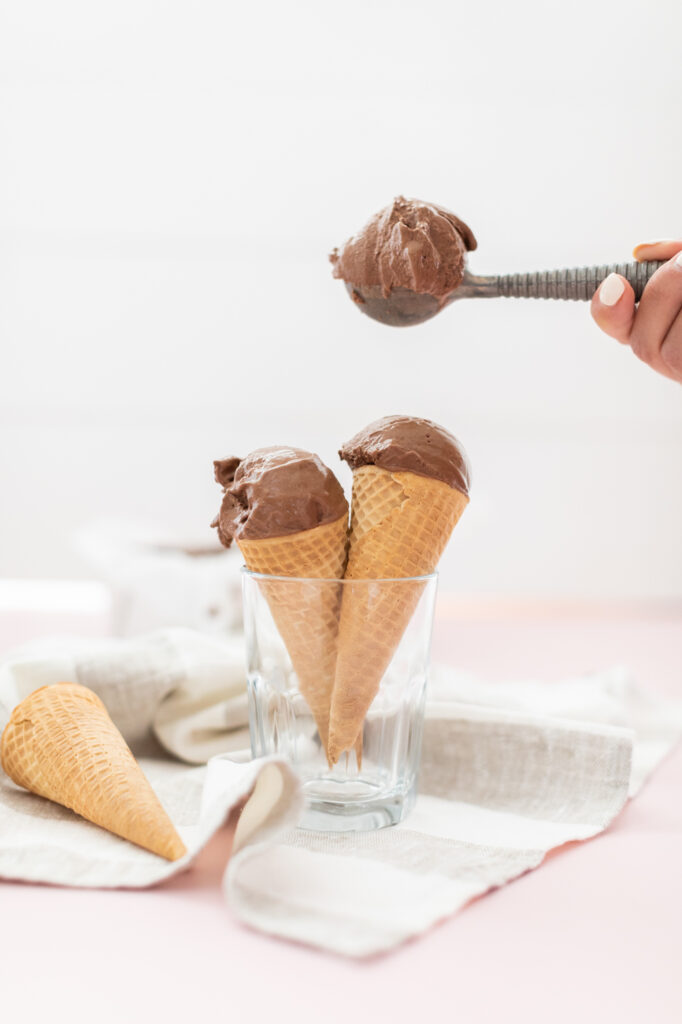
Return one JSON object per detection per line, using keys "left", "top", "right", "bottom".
{"left": 327, "top": 467, "right": 468, "bottom": 763}
{"left": 1, "top": 683, "right": 186, "bottom": 860}
{"left": 237, "top": 514, "right": 349, "bottom": 753}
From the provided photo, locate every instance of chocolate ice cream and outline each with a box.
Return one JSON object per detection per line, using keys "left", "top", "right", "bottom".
{"left": 339, "top": 415, "right": 470, "bottom": 496}
{"left": 330, "top": 197, "right": 476, "bottom": 304}
{"left": 212, "top": 447, "right": 348, "bottom": 547}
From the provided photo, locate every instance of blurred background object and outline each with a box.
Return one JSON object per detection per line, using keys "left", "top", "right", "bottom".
{"left": 75, "top": 521, "right": 242, "bottom": 635}
{"left": 1, "top": 0, "right": 680, "bottom": 603}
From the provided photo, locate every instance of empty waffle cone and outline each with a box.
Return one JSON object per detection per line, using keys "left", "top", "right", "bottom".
{"left": 327, "top": 466, "right": 468, "bottom": 763}
{"left": 1, "top": 682, "right": 186, "bottom": 861}
{"left": 238, "top": 514, "right": 349, "bottom": 754}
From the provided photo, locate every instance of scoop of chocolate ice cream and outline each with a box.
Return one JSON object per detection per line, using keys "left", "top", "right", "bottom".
{"left": 339, "top": 415, "right": 470, "bottom": 497}
{"left": 212, "top": 446, "right": 349, "bottom": 547}
{"left": 330, "top": 197, "right": 476, "bottom": 303}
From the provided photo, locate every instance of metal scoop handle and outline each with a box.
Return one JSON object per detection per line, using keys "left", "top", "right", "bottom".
{"left": 458, "top": 260, "right": 665, "bottom": 302}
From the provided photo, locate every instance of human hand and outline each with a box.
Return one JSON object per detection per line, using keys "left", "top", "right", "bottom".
{"left": 590, "top": 240, "right": 682, "bottom": 383}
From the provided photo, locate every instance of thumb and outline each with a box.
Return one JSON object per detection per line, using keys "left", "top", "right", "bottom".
{"left": 590, "top": 273, "right": 636, "bottom": 344}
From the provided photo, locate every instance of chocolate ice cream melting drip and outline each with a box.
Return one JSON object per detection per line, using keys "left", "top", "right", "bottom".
{"left": 331, "top": 196, "right": 666, "bottom": 327}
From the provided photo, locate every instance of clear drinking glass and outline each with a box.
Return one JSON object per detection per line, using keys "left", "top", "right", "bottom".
{"left": 242, "top": 569, "right": 438, "bottom": 831}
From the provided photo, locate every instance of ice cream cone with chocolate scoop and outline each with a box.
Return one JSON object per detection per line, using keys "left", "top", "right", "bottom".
{"left": 1, "top": 682, "right": 186, "bottom": 860}
{"left": 327, "top": 416, "right": 470, "bottom": 764}
{"left": 212, "top": 447, "right": 349, "bottom": 755}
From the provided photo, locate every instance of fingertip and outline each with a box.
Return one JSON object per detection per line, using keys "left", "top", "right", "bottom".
{"left": 632, "top": 240, "right": 682, "bottom": 262}
{"left": 597, "top": 272, "right": 627, "bottom": 307}
{"left": 591, "top": 274, "right": 635, "bottom": 343}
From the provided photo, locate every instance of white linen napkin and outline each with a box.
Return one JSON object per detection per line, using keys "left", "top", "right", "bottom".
{"left": 0, "top": 630, "right": 679, "bottom": 956}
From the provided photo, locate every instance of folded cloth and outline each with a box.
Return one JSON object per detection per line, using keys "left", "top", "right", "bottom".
{"left": 0, "top": 630, "right": 679, "bottom": 956}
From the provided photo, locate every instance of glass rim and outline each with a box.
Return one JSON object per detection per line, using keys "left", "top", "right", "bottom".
{"left": 241, "top": 566, "right": 438, "bottom": 584}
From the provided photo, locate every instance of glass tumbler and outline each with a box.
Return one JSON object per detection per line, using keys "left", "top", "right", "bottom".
{"left": 242, "top": 569, "right": 437, "bottom": 831}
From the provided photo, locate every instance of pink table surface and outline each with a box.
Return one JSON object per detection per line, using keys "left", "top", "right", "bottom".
{"left": 1, "top": 587, "right": 681, "bottom": 1024}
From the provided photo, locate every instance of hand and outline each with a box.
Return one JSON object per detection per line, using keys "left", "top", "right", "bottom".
{"left": 590, "top": 240, "right": 682, "bottom": 383}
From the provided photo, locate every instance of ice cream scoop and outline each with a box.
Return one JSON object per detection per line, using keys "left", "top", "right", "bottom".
{"left": 331, "top": 197, "right": 665, "bottom": 327}
{"left": 212, "top": 446, "right": 348, "bottom": 546}
{"left": 340, "top": 414, "right": 470, "bottom": 496}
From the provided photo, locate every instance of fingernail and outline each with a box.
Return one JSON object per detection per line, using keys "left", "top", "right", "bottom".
{"left": 599, "top": 273, "right": 625, "bottom": 306}
{"left": 675, "top": 252, "right": 682, "bottom": 269}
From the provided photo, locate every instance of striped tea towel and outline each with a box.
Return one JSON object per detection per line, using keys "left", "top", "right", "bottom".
{"left": 0, "top": 631, "right": 679, "bottom": 956}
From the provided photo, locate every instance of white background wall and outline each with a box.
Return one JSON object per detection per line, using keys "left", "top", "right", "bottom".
{"left": 1, "top": 1, "right": 680, "bottom": 598}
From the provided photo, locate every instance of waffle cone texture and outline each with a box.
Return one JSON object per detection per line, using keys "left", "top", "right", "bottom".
{"left": 1, "top": 682, "right": 186, "bottom": 861}
{"left": 327, "top": 466, "right": 469, "bottom": 763}
{"left": 237, "top": 514, "right": 349, "bottom": 751}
